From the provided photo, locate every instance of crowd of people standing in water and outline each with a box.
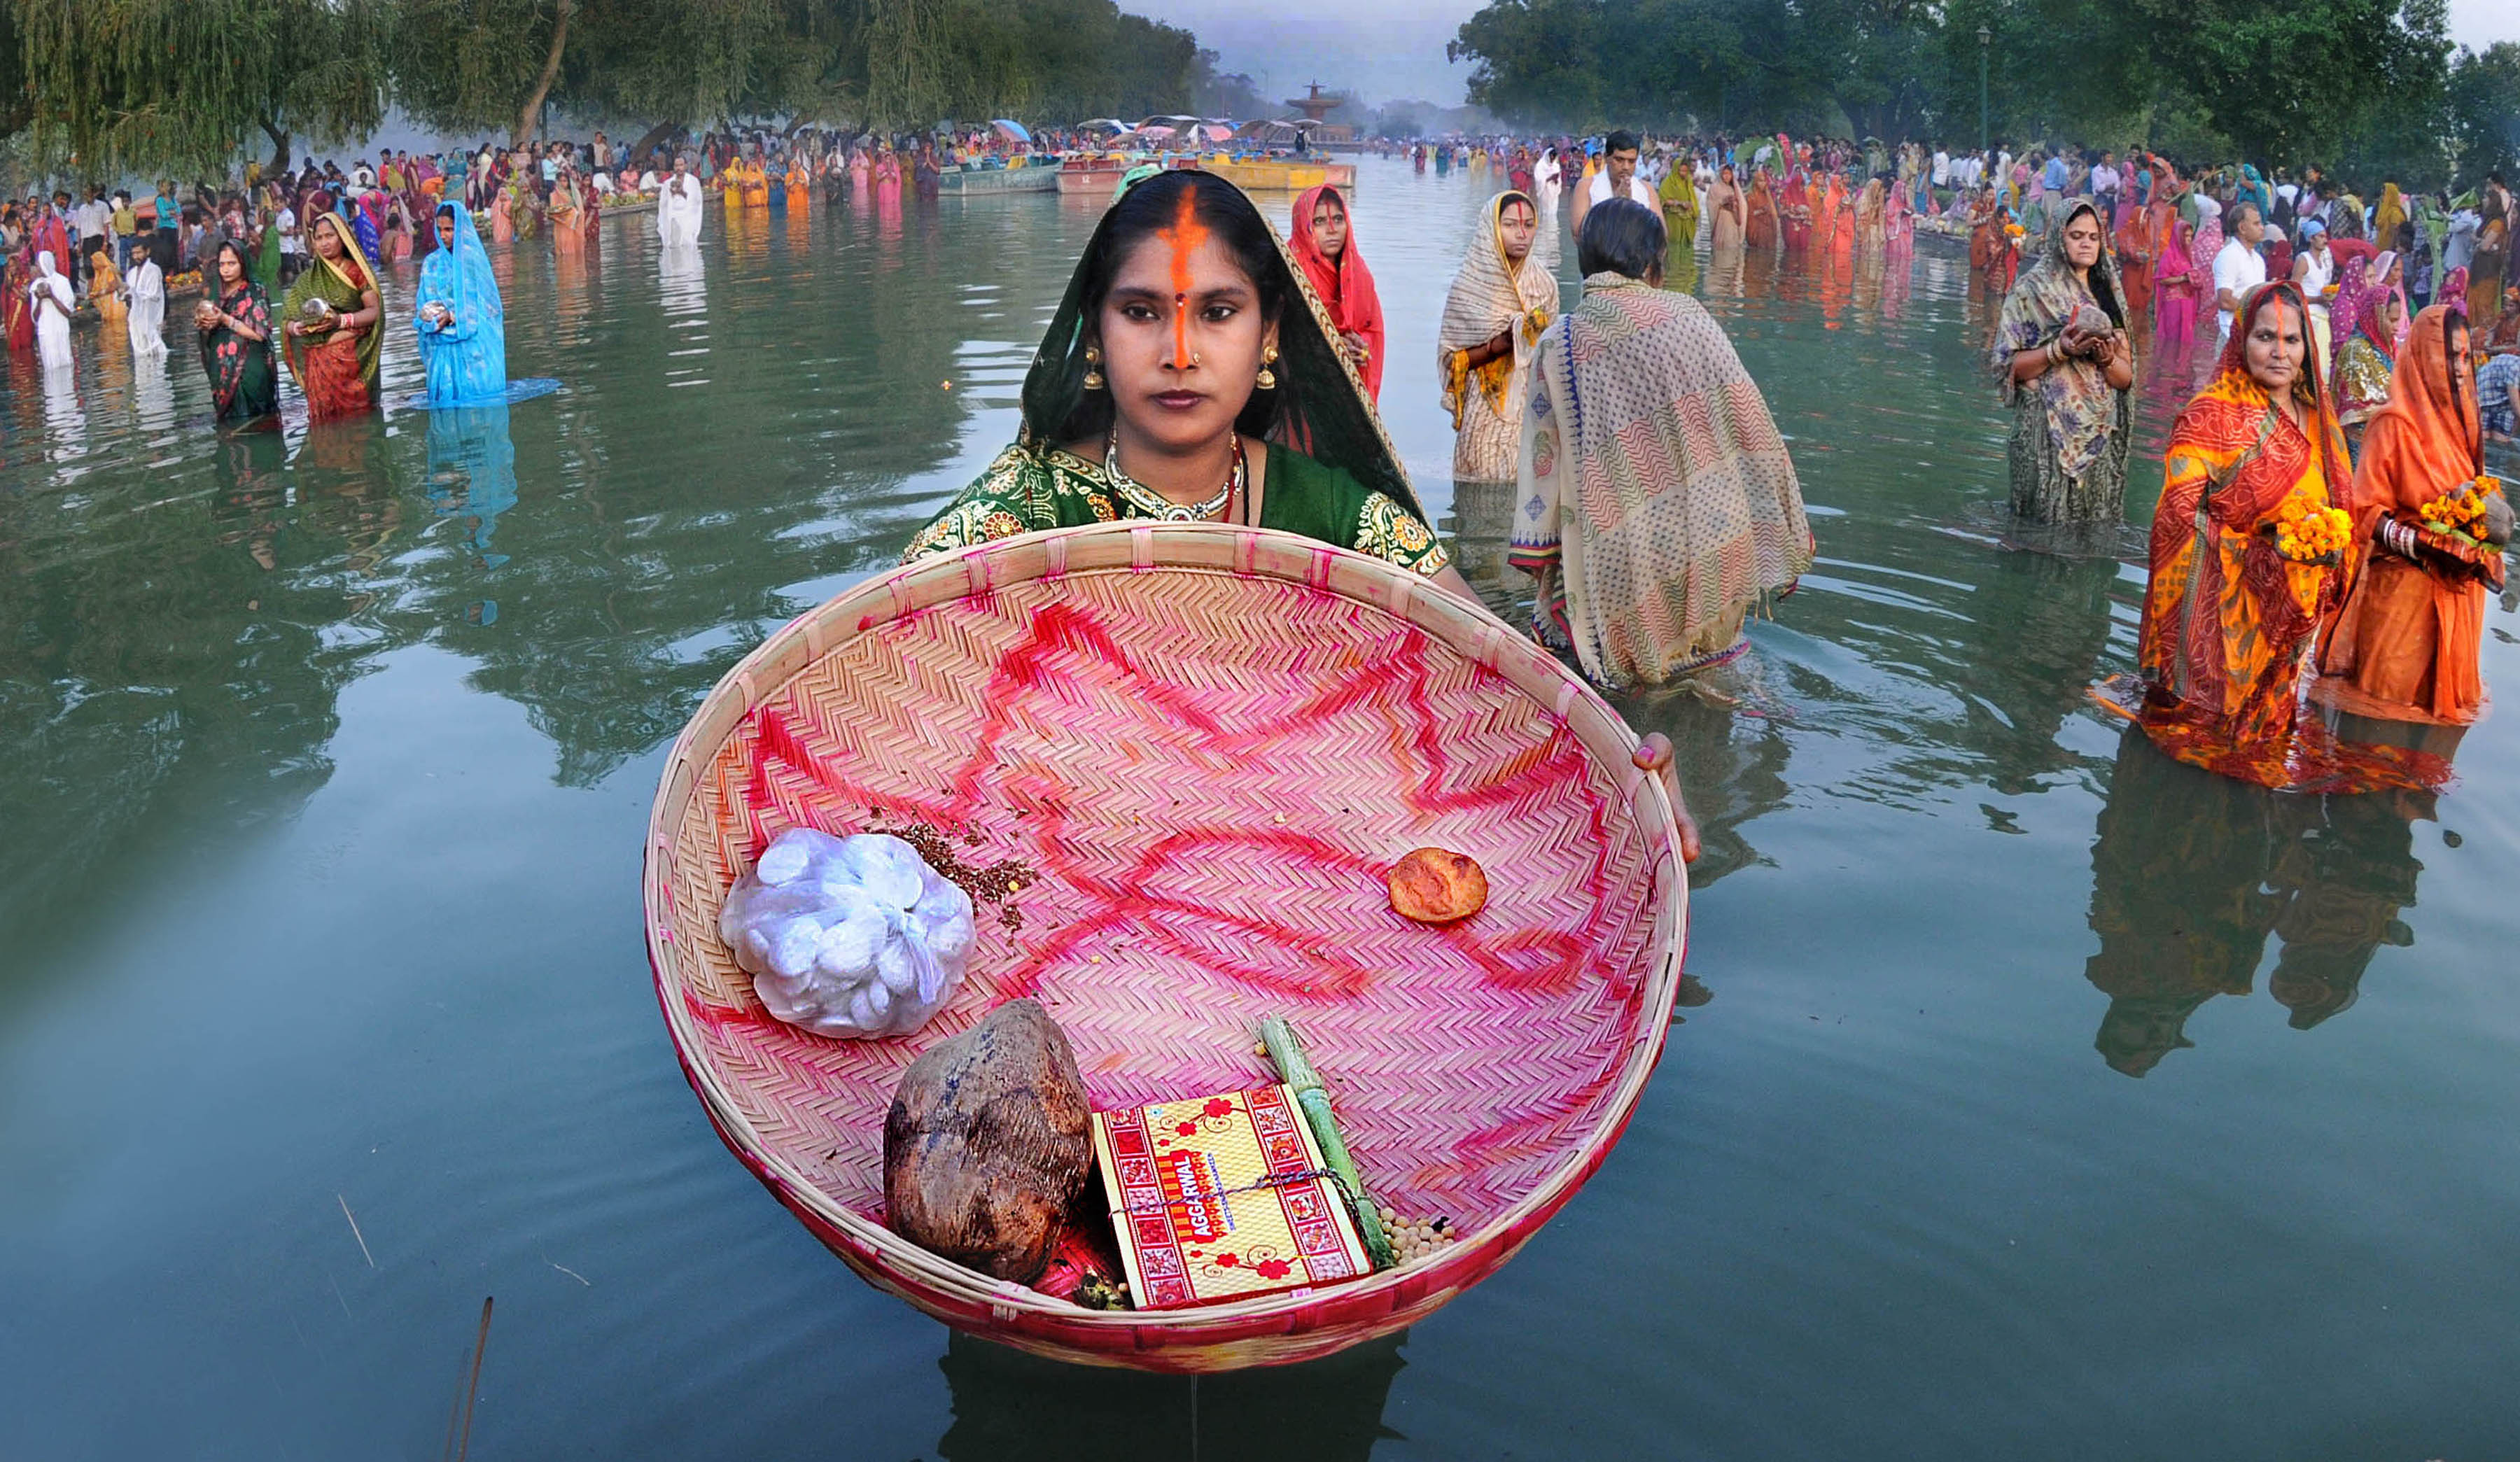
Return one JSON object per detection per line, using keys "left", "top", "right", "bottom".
{"left": 0, "top": 123, "right": 1051, "bottom": 419}
{"left": 9, "top": 115, "right": 2516, "bottom": 817}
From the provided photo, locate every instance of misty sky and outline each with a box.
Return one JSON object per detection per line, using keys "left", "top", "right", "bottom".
{"left": 1136, "top": 0, "right": 2517, "bottom": 110}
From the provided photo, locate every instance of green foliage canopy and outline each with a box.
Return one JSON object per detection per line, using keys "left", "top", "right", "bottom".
{"left": 1449, "top": 0, "right": 2502, "bottom": 186}
{"left": 15, "top": 0, "right": 388, "bottom": 177}
{"left": 6, "top": 0, "right": 1200, "bottom": 178}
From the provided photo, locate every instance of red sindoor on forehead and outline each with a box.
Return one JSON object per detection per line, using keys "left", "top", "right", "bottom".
{"left": 1160, "top": 185, "right": 1210, "bottom": 370}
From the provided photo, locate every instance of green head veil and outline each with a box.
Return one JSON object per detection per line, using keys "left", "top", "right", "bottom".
{"left": 1016, "top": 168, "right": 1424, "bottom": 520}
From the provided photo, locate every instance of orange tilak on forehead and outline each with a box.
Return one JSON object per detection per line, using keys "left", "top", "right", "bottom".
{"left": 1160, "top": 187, "right": 1210, "bottom": 370}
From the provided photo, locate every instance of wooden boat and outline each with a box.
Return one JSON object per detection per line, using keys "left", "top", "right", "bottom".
{"left": 937, "top": 161, "right": 1059, "bottom": 195}
{"left": 646, "top": 523, "right": 1688, "bottom": 1372}
{"left": 1195, "top": 155, "right": 1357, "bottom": 192}
{"left": 1056, "top": 155, "right": 1138, "bottom": 196}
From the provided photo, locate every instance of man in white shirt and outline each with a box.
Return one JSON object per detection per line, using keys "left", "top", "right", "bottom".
{"left": 1931, "top": 148, "right": 1950, "bottom": 189}
{"left": 1571, "top": 129, "right": 1656, "bottom": 238}
{"left": 274, "top": 200, "right": 300, "bottom": 285}
{"left": 2288, "top": 218, "right": 2333, "bottom": 294}
{"left": 2213, "top": 202, "right": 2268, "bottom": 336}
{"left": 74, "top": 190, "right": 111, "bottom": 283}
{"left": 2091, "top": 153, "right": 2120, "bottom": 215}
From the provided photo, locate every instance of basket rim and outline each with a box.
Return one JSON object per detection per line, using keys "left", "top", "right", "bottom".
{"left": 644, "top": 521, "right": 1688, "bottom": 1337}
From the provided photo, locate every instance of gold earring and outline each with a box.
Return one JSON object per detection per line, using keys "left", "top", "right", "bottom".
{"left": 1256, "top": 344, "right": 1279, "bottom": 389}
{"left": 1082, "top": 344, "right": 1104, "bottom": 391}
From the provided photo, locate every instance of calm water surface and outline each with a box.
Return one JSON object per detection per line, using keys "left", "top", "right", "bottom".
{"left": 6, "top": 159, "right": 2519, "bottom": 1459}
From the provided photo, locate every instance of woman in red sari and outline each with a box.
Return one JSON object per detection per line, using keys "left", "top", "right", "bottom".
{"left": 1782, "top": 167, "right": 1814, "bottom": 253}
{"left": 1746, "top": 167, "right": 1779, "bottom": 249}
{"left": 2124, "top": 282, "right": 2355, "bottom": 783}
{"left": 1289, "top": 184, "right": 1386, "bottom": 402}
{"left": 2314, "top": 304, "right": 2510, "bottom": 725}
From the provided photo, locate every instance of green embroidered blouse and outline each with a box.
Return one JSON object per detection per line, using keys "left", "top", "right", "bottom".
{"left": 902, "top": 440, "right": 1451, "bottom": 576}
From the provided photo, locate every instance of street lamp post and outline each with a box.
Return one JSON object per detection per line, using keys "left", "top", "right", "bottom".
{"left": 1978, "top": 27, "right": 1991, "bottom": 155}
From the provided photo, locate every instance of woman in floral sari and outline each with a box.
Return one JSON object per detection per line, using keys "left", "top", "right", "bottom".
{"left": 1992, "top": 200, "right": 2136, "bottom": 523}
{"left": 902, "top": 170, "right": 1459, "bottom": 593}
{"left": 1438, "top": 190, "right": 1554, "bottom": 483}
{"left": 195, "top": 239, "right": 277, "bottom": 421}
{"left": 2124, "top": 282, "right": 2353, "bottom": 782}
{"left": 2314, "top": 304, "right": 2509, "bottom": 726}
{"left": 1514, "top": 201, "right": 1814, "bottom": 689}
{"left": 281, "top": 213, "right": 383, "bottom": 421}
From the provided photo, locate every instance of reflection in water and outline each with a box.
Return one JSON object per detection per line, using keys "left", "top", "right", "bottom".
{"left": 426, "top": 403, "right": 519, "bottom": 581}
{"left": 934, "top": 1331, "right": 1403, "bottom": 1461}
{"left": 38, "top": 361, "right": 87, "bottom": 465}
{"left": 2083, "top": 728, "right": 2428, "bottom": 1076}
{"left": 130, "top": 351, "right": 177, "bottom": 441}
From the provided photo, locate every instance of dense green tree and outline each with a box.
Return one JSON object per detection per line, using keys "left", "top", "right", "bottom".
{"left": 13, "top": 0, "right": 388, "bottom": 176}
{"left": 2447, "top": 41, "right": 2520, "bottom": 183}
{"left": 1450, "top": 0, "right": 2473, "bottom": 183}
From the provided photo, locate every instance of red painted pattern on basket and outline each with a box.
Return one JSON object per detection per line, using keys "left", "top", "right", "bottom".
{"left": 654, "top": 549, "right": 1672, "bottom": 1369}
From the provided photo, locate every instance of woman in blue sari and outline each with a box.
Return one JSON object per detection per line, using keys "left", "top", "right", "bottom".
{"left": 414, "top": 202, "right": 506, "bottom": 405}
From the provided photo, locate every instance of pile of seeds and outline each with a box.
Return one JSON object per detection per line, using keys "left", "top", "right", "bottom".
{"left": 1377, "top": 1207, "right": 1458, "bottom": 1265}
{"left": 872, "top": 818, "right": 1035, "bottom": 932}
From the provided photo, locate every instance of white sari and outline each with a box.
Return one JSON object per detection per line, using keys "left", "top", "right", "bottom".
{"left": 125, "top": 254, "right": 166, "bottom": 357}
{"left": 30, "top": 251, "right": 76, "bottom": 370}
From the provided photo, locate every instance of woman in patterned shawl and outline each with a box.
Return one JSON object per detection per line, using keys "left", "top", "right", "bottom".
{"left": 1438, "top": 190, "right": 1555, "bottom": 484}
{"left": 1992, "top": 199, "right": 2136, "bottom": 523}
{"left": 902, "top": 169, "right": 1466, "bottom": 596}
{"left": 1513, "top": 200, "right": 1814, "bottom": 689}
{"left": 2124, "top": 282, "right": 2355, "bottom": 784}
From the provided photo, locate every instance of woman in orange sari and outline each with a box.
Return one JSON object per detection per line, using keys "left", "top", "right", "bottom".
{"left": 2113, "top": 166, "right": 2155, "bottom": 319}
{"left": 2313, "top": 304, "right": 2510, "bottom": 725}
{"left": 2127, "top": 281, "right": 2355, "bottom": 782}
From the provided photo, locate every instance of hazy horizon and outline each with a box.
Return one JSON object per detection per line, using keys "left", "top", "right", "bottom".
{"left": 1146, "top": 0, "right": 2517, "bottom": 111}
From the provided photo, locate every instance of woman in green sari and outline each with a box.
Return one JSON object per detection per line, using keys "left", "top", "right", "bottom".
{"left": 251, "top": 205, "right": 284, "bottom": 297}
{"left": 1658, "top": 162, "right": 1701, "bottom": 247}
{"left": 904, "top": 169, "right": 1466, "bottom": 595}
{"left": 280, "top": 212, "right": 384, "bottom": 420}
{"left": 900, "top": 167, "right": 1705, "bottom": 862}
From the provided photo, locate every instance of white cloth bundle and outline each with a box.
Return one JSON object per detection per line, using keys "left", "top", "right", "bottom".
{"left": 718, "top": 829, "right": 974, "bottom": 1039}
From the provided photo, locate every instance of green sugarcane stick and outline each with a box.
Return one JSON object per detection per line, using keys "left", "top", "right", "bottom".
{"left": 1259, "top": 1016, "right": 1395, "bottom": 1269}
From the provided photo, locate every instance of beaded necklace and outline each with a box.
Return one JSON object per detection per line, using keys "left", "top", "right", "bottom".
{"left": 1102, "top": 426, "right": 1247, "bottom": 523}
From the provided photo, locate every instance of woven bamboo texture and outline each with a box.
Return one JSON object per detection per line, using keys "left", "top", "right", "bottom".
{"left": 645, "top": 523, "right": 1688, "bottom": 1372}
